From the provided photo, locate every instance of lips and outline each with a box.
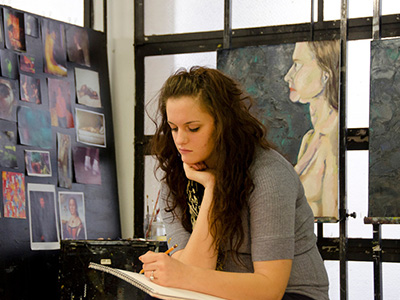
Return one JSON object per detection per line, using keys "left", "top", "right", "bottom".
{"left": 179, "top": 148, "right": 192, "bottom": 154}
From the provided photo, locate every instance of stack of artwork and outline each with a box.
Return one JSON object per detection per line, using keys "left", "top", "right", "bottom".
{"left": 0, "top": 7, "right": 111, "bottom": 250}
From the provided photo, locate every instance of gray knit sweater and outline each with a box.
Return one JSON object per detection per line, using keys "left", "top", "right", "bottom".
{"left": 160, "top": 147, "right": 329, "bottom": 300}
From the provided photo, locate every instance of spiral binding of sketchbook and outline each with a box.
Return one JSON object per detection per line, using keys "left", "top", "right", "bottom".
{"left": 88, "top": 262, "right": 224, "bottom": 300}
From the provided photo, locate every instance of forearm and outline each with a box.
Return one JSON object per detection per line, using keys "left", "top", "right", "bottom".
{"left": 178, "top": 264, "right": 287, "bottom": 300}
{"left": 172, "top": 187, "right": 217, "bottom": 269}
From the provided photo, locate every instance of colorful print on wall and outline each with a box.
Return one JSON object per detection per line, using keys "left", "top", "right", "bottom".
{"left": 73, "top": 146, "right": 101, "bottom": 185}
{"left": 24, "top": 150, "right": 51, "bottom": 177}
{"left": 66, "top": 26, "right": 90, "bottom": 67}
{"left": 0, "top": 49, "right": 18, "bottom": 79}
{"left": 24, "top": 13, "right": 39, "bottom": 38}
{"left": 0, "top": 76, "right": 18, "bottom": 122}
{"left": 0, "top": 129, "right": 17, "bottom": 168}
{"left": 218, "top": 40, "right": 340, "bottom": 219}
{"left": 19, "top": 55, "right": 36, "bottom": 73}
{"left": 75, "top": 68, "right": 101, "bottom": 108}
{"left": 59, "top": 191, "right": 87, "bottom": 240}
{"left": 369, "top": 38, "right": 400, "bottom": 218}
{"left": 3, "top": 8, "right": 26, "bottom": 52}
{"left": 57, "top": 133, "right": 72, "bottom": 189}
{"left": 42, "top": 18, "right": 67, "bottom": 77}
{"left": 20, "top": 74, "right": 41, "bottom": 103}
{"left": 75, "top": 108, "right": 106, "bottom": 147}
{"left": 2, "top": 171, "right": 26, "bottom": 219}
{"left": 48, "top": 78, "right": 74, "bottom": 128}
{"left": 27, "top": 183, "right": 60, "bottom": 250}
{"left": 17, "top": 106, "right": 52, "bottom": 149}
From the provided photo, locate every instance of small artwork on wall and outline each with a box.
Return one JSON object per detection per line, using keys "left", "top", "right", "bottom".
{"left": 19, "top": 55, "right": 36, "bottom": 74}
{"left": 0, "top": 128, "right": 17, "bottom": 168}
{"left": 17, "top": 106, "right": 52, "bottom": 149}
{"left": 28, "top": 183, "right": 60, "bottom": 250}
{"left": 0, "top": 49, "right": 18, "bottom": 79}
{"left": 75, "top": 68, "right": 101, "bottom": 108}
{"left": 24, "top": 150, "right": 51, "bottom": 177}
{"left": 72, "top": 146, "right": 101, "bottom": 185}
{"left": 59, "top": 191, "right": 87, "bottom": 240}
{"left": 20, "top": 74, "right": 41, "bottom": 104}
{"left": 3, "top": 8, "right": 26, "bottom": 52}
{"left": 24, "top": 13, "right": 39, "bottom": 38}
{"left": 0, "top": 77, "right": 18, "bottom": 122}
{"left": 2, "top": 171, "right": 26, "bottom": 219}
{"left": 75, "top": 108, "right": 106, "bottom": 147}
{"left": 48, "top": 77, "right": 74, "bottom": 128}
{"left": 66, "top": 26, "right": 90, "bottom": 67}
{"left": 42, "top": 18, "right": 67, "bottom": 77}
{"left": 57, "top": 133, "right": 72, "bottom": 189}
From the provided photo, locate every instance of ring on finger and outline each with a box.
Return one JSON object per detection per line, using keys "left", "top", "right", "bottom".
{"left": 150, "top": 270, "right": 155, "bottom": 281}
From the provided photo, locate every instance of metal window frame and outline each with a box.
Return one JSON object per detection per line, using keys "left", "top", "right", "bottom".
{"left": 133, "top": 1, "right": 400, "bottom": 299}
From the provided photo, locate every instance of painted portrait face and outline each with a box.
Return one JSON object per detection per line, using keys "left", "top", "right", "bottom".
{"left": 69, "top": 198, "right": 77, "bottom": 215}
{"left": 284, "top": 42, "right": 326, "bottom": 104}
{"left": 166, "top": 96, "right": 216, "bottom": 166}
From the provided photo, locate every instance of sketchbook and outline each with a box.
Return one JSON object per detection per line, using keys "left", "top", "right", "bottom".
{"left": 88, "top": 262, "right": 225, "bottom": 300}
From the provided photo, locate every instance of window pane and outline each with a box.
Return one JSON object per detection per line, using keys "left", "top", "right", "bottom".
{"left": 382, "top": 0, "right": 400, "bottom": 15}
{"left": 232, "top": 0, "right": 313, "bottom": 29}
{"left": 347, "top": 40, "right": 371, "bottom": 128}
{"left": 144, "top": 52, "right": 217, "bottom": 135}
{"left": 324, "top": 260, "right": 339, "bottom": 300}
{"left": 347, "top": 151, "right": 372, "bottom": 238}
{"left": 0, "top": 0, "right": 83, "bottom": 25}
{"left": 383, "top": 263, "right": 400, "bottom": 299}
{"left": 324, "top": 0, "right": 373, "bottom": 21}
{"left": 145, "top": 0, "right": 223, "bottom": 35}
{"left": 348, "top": 261, "right": 374, "bottom": 299}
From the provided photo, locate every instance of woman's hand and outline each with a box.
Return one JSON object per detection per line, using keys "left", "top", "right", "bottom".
{"left": 139, "top": 251, "right": 190, "bottom": 288}
{"left": 183, "top": 162, "right": 215, "bottom": 190}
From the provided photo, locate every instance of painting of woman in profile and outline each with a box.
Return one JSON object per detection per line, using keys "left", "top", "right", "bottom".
{"left": 217, "top": 39, "right": 340, "bottom": 219}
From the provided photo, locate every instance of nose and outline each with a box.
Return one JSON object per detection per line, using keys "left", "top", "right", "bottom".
{"left": 175, "top": 129, "right": 188, "bottom": 145}
{"left": 284, "top": 64, "right": 294, "bottom": 83}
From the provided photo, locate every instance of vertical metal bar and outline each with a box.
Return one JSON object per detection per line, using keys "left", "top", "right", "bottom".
{"left": 318, "top": 0, "right": 324, "bottom": 23}
{"left": 134, "top": 0, "right": 146, "bottom": 237}
{"left": 310, "top": 0, "right": 314, "bottom": 40}
{"left": 223, "top": 0, "right": 232, "bottom": 49}
{"left": 103, "top": 0, "right": 107, "bottom": 39}
{"left": 339, "top": 1, "right": 348, "bottom": 299}
{"left": 84, "top": 0, "right": 93, "bottom": 28}
{"left": 373, "top": 0, "right": 381, "bottom": 40}
{"left": 372, "top": 224, "right": 383, "bottom": 300}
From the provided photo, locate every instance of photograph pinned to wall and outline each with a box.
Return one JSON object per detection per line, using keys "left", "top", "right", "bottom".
{"left": 24, "top": 150, "right": 51, "bottom": 177}
{"left": 72, "top": 146, "right": 101, "bottom": 185}
{"left": 76, "top": 108, "right": 106, "bottom": 147}
{"left": 75, "top": 68, "right": 101, "bottom": 108}
{"left": 66, "top": 25, "right": 90, "bottom": 67}
{"left": 27, "top": 183, "right": 60, "bottom": 250}
{"left": 20, "top": 74, "right": 41, "bottom": 104}
{"left": 42, "top": 18, "right": 67, "bottom": 77}
{"left": 24, "top": 13, "right": 39, "bottom": 37}
{"left": 19, "top": 55, "right": 36, "bottom": 73}
{"left": 0, "top": 77, "right": 18, "bottom": 122}
{"left": 2, "top": 171, "right": 26, "bottom": 219}
{"left": 59, "top": 191, "right": 87, "bottom": 240}
{"left": 369, "top": 38, "right": 400, "bottom": 218}
{"left": 0, "top": 49, "right": 18, "bottom": 79}
{"left": 17, "top": 106, "right": 52, "bottom": 149}
{"left": 3, "top": 8, "right": 26, "bottom": 52}
{"left": 217, "top": 40, "right": 340, "bottom": 220}
{"left": 48, "top": 77, "right": 74, "bottom": 128}
{"left": 0, "top": 127, "right": 17, "bottom": 168}
{"left": 57, "top": 133, "right": 72, "bottom": 189}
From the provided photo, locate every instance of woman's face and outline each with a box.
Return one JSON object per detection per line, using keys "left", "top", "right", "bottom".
{"left": 284, "top": 42, "right": 326, "bottom": 104}
{"left": 166, "top": 96, "right": 216, "bottom": 167}
{"left": 69, "top": 199, "right": 77, "bottom": 215}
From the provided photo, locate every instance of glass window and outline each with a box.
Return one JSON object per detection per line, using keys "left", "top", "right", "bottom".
{"left": 144, "top": 52, "right": 217, "bottom": 135}
{"left": 232, "top": 0, "right": 314, "bottom": 29}
{"left": 0, "top": 0, "right": 84, "bottom": 26}
{"left": 145, "top": 0, "right": 224, "bottom": 35}
{"left": 324, "top": 0, "right": 373, "bottom": 21}
{"left": 324, "top": 260, "right": 339, "bottom": 300}
{"left": 348, "top": 262, "right": 374, "bottom": 299}
{"left": 382, "top": 0, "right": 400, "bottom": 15}
{"left": 383, "top": 263, "right": 400, "bottom": 300}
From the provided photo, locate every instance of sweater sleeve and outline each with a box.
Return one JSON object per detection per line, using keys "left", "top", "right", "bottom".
{"left": 159, "top": 181, "right": 190, "bottom": 254}
{"left": 249, "top": 149, "right": 301, "bottom": 261}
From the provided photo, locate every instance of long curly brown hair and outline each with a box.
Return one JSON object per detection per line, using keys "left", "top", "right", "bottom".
{"left": 150, "top": 66, "right": 272, "bottom": 264}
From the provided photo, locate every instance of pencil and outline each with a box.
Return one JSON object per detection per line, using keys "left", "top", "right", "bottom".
{"left": 139, "top": 244, "right": 178, "bottom": 274}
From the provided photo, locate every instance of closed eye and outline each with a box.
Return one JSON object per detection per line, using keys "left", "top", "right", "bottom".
{"left": 189, "top": 127, "right": 200, "bottom": 132}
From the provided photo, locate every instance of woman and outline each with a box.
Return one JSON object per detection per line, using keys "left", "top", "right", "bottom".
{"left": 63, "top": 197, "right": 85, "bottom": 240}
{"left": 284, "top": 41, "right": 340, "bottom": 219}
{"left": 140, "top": 66, "right": 329, "bottom": 300}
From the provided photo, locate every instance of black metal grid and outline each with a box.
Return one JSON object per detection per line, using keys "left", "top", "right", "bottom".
{"left": 133, "top": 1, "right": 400, "bottom": 299}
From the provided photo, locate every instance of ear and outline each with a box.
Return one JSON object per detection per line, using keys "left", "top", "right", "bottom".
{"left": 322, "top": 71, "right": 329, "bottom": 83}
